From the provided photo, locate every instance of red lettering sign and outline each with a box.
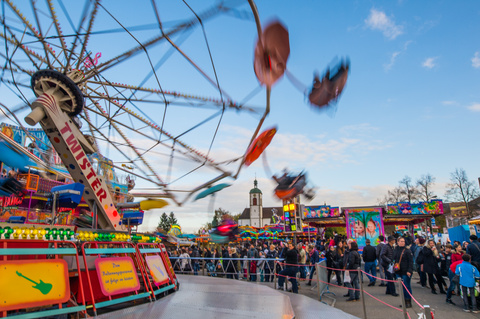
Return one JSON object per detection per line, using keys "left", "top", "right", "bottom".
{"left": 59, "top": 122, "right": 108, "bottom": 205}
{"left": 0, "top": 195, "right": 24, "bottom": 207}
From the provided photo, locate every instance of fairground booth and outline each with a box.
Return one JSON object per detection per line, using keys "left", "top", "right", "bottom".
{"left": 302, "top": 200, "right": 444, "bottom": 249}
{"left": 302, "top": 205, "right": 344, "bottom": 239}
{"left": 383, "top": 200, "right": 444, "bottom": 234}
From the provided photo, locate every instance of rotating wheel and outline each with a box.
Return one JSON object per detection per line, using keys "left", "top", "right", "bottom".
{"left": 0, "top": 0, "right": 270, "bottom": 205}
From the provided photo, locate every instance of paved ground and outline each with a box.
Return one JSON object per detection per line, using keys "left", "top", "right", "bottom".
{"left": 256, "top": 273, "right": 478, "bottom": 319}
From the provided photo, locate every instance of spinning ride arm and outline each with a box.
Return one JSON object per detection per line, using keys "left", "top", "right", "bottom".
{"left": 24, "top": 69, "right": 121, "bottom": 230}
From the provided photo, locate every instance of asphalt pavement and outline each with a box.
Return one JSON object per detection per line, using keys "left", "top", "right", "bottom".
{"left": 258, "top": 273, "right": 478, "bottom": 319}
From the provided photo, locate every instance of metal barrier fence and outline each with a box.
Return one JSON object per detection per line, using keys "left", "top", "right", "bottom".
{"left": 169, "top": 256, "right": 284, "bottom": 282}
{"left": 0, "top": 240, "right": 179, "bottom": 318}
{"left": 80, "top": 241, "right": 152, "bottom": 316}
{"left": 135, "top": 243, "right": 177, "bottom": 299}
{"left": 0, "top": 239, "right": 87, "bottom": 319}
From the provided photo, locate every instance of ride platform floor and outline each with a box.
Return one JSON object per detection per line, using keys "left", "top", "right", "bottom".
{"left": 98, "top": 274, "right": 359, "bottom": 318}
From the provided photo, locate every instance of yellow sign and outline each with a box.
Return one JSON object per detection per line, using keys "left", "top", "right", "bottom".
{"left": 95, "top": 257, "right": 140, "bottom": 296}
{"left": 145, "top": 255, "right": 169, "bottom": 285}
{"left": 0, "top": 259, "right": 69, "bottom": 311}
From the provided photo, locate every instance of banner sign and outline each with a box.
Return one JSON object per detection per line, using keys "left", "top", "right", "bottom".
{"left": 145, "top": 255, "right": 169, "bottom": 286}
{"left": 386, "top": 200, "right": 443, "bottom": 215}
{"left": 0, "top": 259, "right": 69, "bottom": 311}
{"left": 303, "top": 205, "right": 340, "bottom": 219}
{"left": 95, "top": 257, "right": 140, "bottom": 296}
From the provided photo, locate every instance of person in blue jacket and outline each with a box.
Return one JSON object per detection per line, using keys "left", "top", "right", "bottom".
{"left": 455, "top": 254, "right": 480, "bottom": 313}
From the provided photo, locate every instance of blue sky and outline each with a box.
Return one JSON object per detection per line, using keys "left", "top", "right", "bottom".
{"left": 1, "top": 1, "right": 479, "bottom": 233}
{"left": 161, "top": 0, "right": 480, "bottom": 233}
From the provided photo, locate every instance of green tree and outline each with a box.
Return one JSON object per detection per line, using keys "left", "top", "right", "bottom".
{"left": 212, "top": 208, "right": 230, "bottom": 226}
{"left": 157, "top": 212, "right": 170, "bottom": 232}
{"left": 168, "top": 212, "right": 178, "bottom": 227}
{"left": 232, "top": 213, "right": 242, "bottom": 223}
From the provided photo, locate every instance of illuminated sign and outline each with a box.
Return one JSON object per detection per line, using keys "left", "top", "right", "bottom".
{"left": 95, "top": 257, "right": 140, "bottom": 296}
{"left": 283, "top": 200, "right": 300, "bottom": 232}
{"left": 0, "top": 259, "right": 69, "bottom": 311}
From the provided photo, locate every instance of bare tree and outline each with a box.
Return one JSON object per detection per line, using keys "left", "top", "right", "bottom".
{"left": 417, "top": 174, "right": 437, "bottom": 202}
{"left": 445, "top": 168, "right": 480, "bottom": 219}
{"left": 377, "top": 194, "right": 389, "bottom": 206}
{"left": 387, "top": 186, "right": 405, "bottom": 203}
{"left": 399, "top": 175, "right": 420, "bottom": 203}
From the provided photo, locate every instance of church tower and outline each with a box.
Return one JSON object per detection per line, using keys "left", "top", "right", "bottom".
{"left": 249, "top": 179, "right": 263, "bottom": 227}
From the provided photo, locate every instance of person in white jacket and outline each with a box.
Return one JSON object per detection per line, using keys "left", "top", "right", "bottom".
{"left": 179, "top": 248, "right": 191, "bottom": 272}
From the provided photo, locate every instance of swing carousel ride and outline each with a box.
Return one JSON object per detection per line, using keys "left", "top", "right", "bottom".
{"left": 0, "top": 1, "right": 353, "bottom": 317}
{"left": 0, "top": 0, "right": 350, "bottom": 231}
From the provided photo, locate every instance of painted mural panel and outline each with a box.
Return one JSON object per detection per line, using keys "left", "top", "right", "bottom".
{"left": 386, "top": 200, "right": 443, "bottom": 215}
{"left": 345, "top": 207, "right": 385, "bottom": 248}
{"left": 303, "top": 206, "right": 340, "bottom": 219}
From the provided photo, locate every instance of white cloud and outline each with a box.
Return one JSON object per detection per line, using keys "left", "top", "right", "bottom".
{"left": 467, "top": 103, "right": 480, "bottom": 112}
{"left": 384, "top": 51, "right": 401, "bottom": 71}
{"left": 383, "top": 41, "right": 412, "bottom": 71}
{"left": 422, "top": 57, "right": 438, "bottom": 69}
{"left": 472, "top": 52, "right": 480, "bottom": 68}
{"left": 441, "top": 101, "right": 457, "bottom": 106}
{"left": 135, "top": 123, "right": 393, "bottom": 233}
{"left": 365, "top": 9, "right": 404, "bottom": 40}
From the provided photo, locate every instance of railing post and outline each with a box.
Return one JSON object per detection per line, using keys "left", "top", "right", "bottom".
{"left": 274, "top": 261, "right": 277, "bottom": 289}
{"left": 358, "top": 267, "right": 367, "bottom": 319}
{"left": 398, "top": 278, "right": 408, "bottom": 319}
{"left": 424, "top": 305, "right": 433, "bottom": 319}
{"left": 316, "top": 263, "right": 321, "bottom": 301}
{"left": 202, "top": 259, "right": 205, "bottom": 276}
{"left": 247, "top": 259, "right": 250, "bottom": 281}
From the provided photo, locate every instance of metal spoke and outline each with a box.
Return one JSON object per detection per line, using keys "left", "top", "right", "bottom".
{"left": 75, "top": 0, "right": 98, "bottom": 69}
{"left": 0, "top": 0, "right": 269, "bottom": 205}
{"left": 81, "top": 3, "right": 222, "bottom": 83}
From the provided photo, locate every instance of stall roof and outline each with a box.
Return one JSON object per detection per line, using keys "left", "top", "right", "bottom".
{"left": 304, "top": 217, "right": 345, "bottom": 227}
{"left": 469, "top": 215, "right": 480, "bottom": 225}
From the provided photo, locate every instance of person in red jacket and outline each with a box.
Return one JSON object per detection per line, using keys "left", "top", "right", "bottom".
{"left": 452, "top": 244, "right": 464, "bottom": 264}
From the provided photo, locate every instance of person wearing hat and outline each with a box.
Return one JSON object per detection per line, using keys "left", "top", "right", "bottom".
{"left": 380, "top": 235, "right": 398, "bottom": 296}
{"left": 466, "top": 235, "right": 480, "bottom": 264}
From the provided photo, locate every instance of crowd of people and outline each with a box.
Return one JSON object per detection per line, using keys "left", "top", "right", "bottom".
{"left": 167, "top": 239, "right": 322, "bottom": 288}
{"left": 167, "top": 232, "right": 480, "bottom": 313}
